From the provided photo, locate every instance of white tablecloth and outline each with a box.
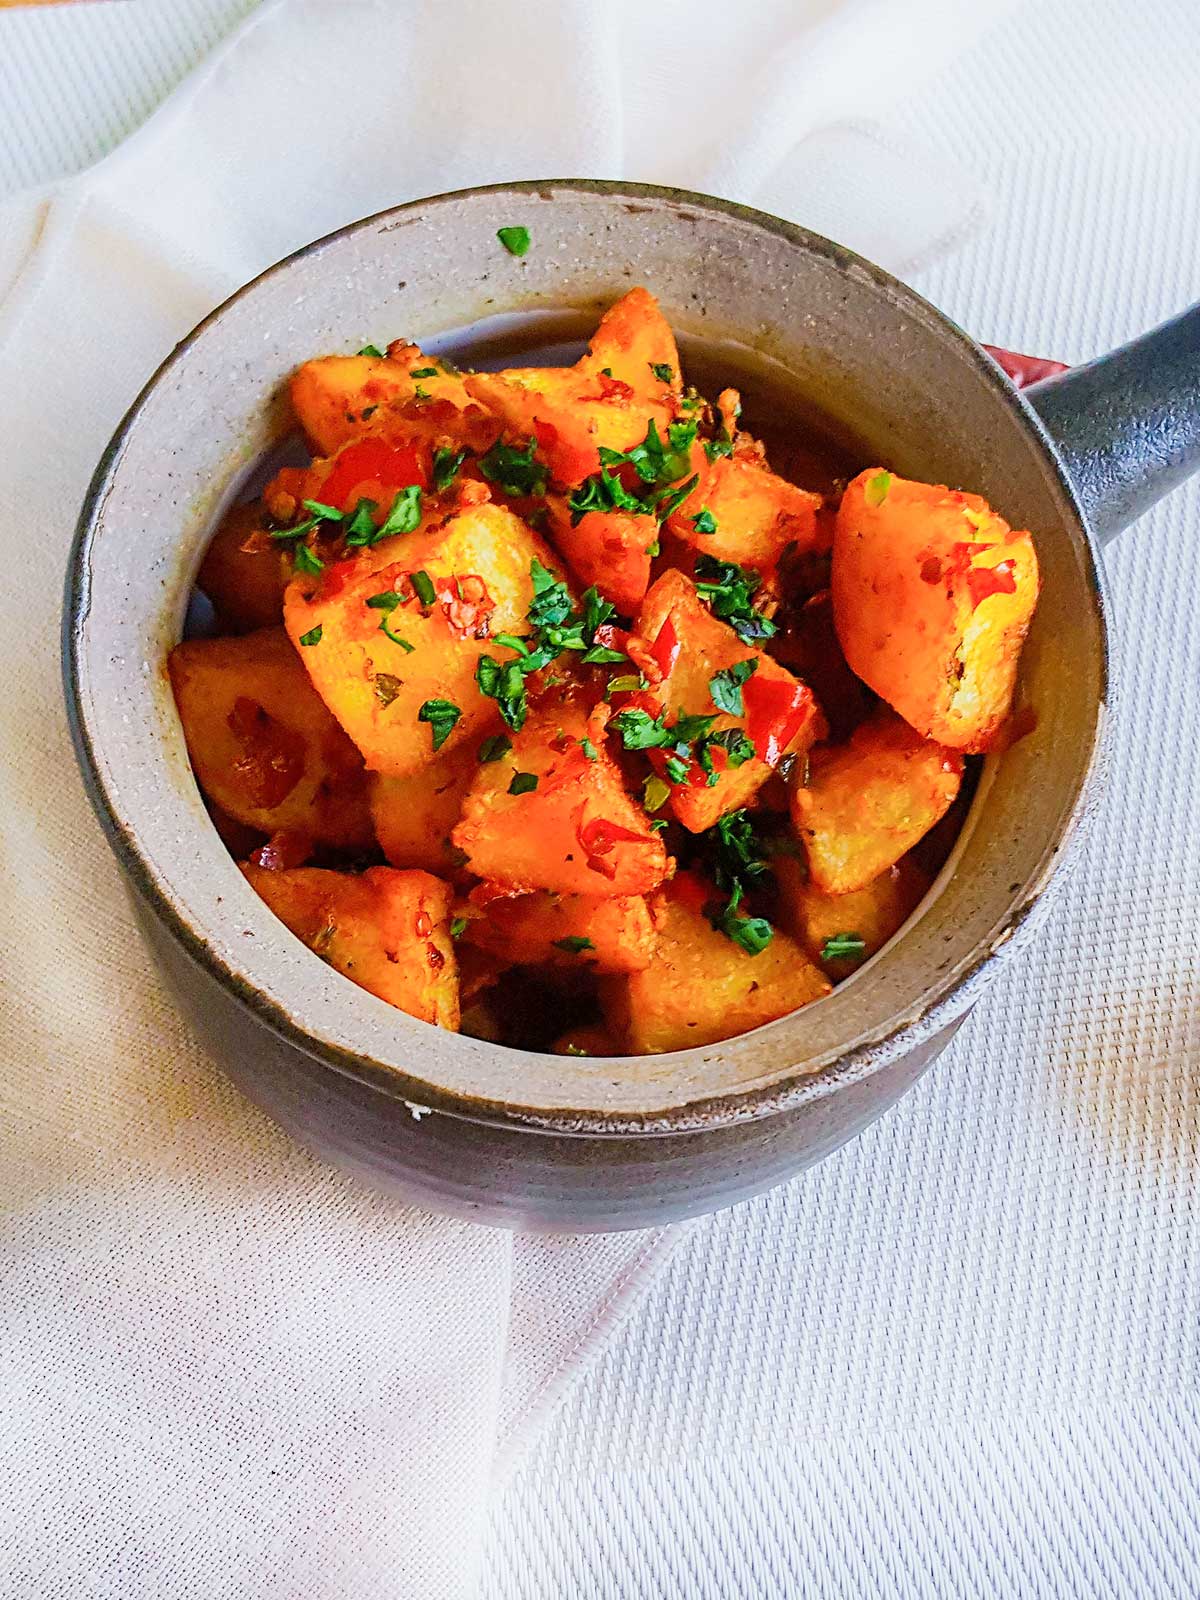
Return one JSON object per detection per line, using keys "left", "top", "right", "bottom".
{"left": 2, "top": 1, "right": 1197, "bottom": 1596}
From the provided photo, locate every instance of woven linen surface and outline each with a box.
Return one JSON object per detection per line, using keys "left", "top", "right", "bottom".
{"left": 0, "top": 1, "right": 1013, "bottom": 1595}
{"left": 480, "top": 0, "right": 1200, "bottom": 1595}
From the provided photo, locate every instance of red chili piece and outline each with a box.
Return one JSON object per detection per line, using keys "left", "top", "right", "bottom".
{"left": 743, "top": 676, "right": 814, "bottom": 768}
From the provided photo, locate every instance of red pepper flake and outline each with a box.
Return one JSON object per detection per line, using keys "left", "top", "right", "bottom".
{"left": 966, "top": 560, "right": 1017, "bottom": 609}
{"left": 743, "top": 675, "right": 816, "bottom": 768}
{"left": 596, "top": 373, "right": 635, "bottom": 402}
{"left": 648, "top": 615, "right": 682, "bottom": 681}
{"left": 437, "top": 573, "right": 495, "bottom": 638}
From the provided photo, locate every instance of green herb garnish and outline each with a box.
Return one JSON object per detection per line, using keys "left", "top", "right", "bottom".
{"left": 432, "top": 446, "right": 467, "bottom": 491}
{"left": 450, "top": 916, "right": 468, "bottom": 940}
{"left": 691, "top": 507, "right": 717, "bottom": 535}
{"left": 821, "top": 932, "right": 868, "bottom": 961}
{"left": 552, "top": 935, "right": 594, "bottom": 954}
{"left": 497, "top": 225, "right": 531, "bottom": 257}
{"left": 358, "top": 344, "right": 385, "bottom": 358}
{"left": 478, "top": 733, "right": 512, "bottom": 763}
{"left": 410, "top": 570, "right": 436, "bottom": 607}
{"left": 864, "top": 470, "right": 892, "bottom": 507}
{"left": 298, "top": 624, "right": 323, "bottom": 647}
{"left": 376, "top": 484, "right": 423, "bottom": 538}
{"left": 580, "top": 736, "right": 599, "bottom": 762}
{"left": 418, "top": 698, "right": 461, "bottom": 751}
{"left": 410, "top": 367, "right": 437, "bottom": 379}
{"left": 717, "top": 880, "right": 774, "bottom": 956}
{"left": 507, "top": 770, "right": 539, "bottom": 795}
{"left": 479, "top": 437, "right": 547, "bottom": 497}
{"left": 293, "top": 543, "right": 323, "bottom": 575}
{"left": 302, "top": 499, "right": 344, "bottom": 522}
{"left": 693, "top": 554, "right": 777, "bottom": 644}
{"left": 650, "top": 362, "right": 674, "bottom": 383}
{"left": 709, "top": 657, "right": 758, "bottom": 717}
{"left": 344, "top": 497, "right": 379, "bottom": 546}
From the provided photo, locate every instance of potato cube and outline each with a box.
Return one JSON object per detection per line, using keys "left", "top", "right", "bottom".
{"left": 241, "top": 864, "right": 458, "bottom": 1027}
{"left": 283, "top": 502, "right": 562, "bottom": 778}
{"left": 667, "top": 453, "right": 823, "bottom": 572}
{"left": 601, "top": 874, "right": 830, "bottom": 1053}
{"left": 832, "top": 469, "right": 1039, "bottom": 751}
{"left": 790, "top": 707, "right": 962, "bottom": 894}
{"left": 544, "top": 496, "right": 653, "bottom": 614}
{"left": 197, "top": 501, "right": 291, "bottom": 633}
{"left": 575, "top": 286, "right": 682, "bottom": 398}
{"left": 633, "top": 570, "right": 822, "bottom": 833}
{"left": 370, "top": 745, "right": 476, "bottom": 876}
{"left": 452, "top": 690, "right": 669, "bottom": 896}
{"left": 464, "top": 888, "right": 655, "bottom": 973}
{"left": 290, "top": 343, "right": 488, "bottom": 456}
{"left": 775, "top": 854, "right": 932, "bottom": 975}
{"left": 168, "top": 628, "right": 373, "bottom": 849}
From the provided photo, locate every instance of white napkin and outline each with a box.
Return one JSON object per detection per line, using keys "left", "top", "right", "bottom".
{"left": 0, "top": 1, "right": 1009, "bottom": 1592}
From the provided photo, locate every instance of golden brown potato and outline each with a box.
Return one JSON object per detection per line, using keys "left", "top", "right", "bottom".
{"left": 241, "top": 864, "right": 458, "bottom": 1027}
{"left": 464, "top": 289, "right": 682, "bottom": 488}
{"left": 283, "top": 502, "right": 562, "bottom": 778}
{"left": 633, "top": 570, "right": 823, "bottom": 833}
{"left": 775, "top": 854, "right": 932, "bottom": 976}
{"left": 667, "top": 453, "right": 823, "bottom": 572}
{"left": 197, "top": 501, "right": 292, "bottom": 633}
{"left": 790, "top": 707, "right": 962, "bottom": 895}
{"left": 832, "top": 469, "right": 1039, "bottom": 751}
{"left": 464, "top": 888, "right": 655, "bottom": 973}
{"left": 544, "top": 496, "right": 653, "bottom": 615}
{"left": 370, "top": 746, "right": 476, "bottom": 876}
{"left": 168, "top": 628, "right": 373, "bottom": 849}
{"left": 601, "top": 874, "right": 830, "bottom": 1053}
{"left": 451, "top": 690, "right": 670, "bottom": 897}
{"left": 290, "top": 344, "right": 489, "bottom": 457}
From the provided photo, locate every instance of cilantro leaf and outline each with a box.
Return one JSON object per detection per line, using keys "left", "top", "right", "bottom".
{"left": 376, "top": 484, "right": 422, "bottom": 539}
{"left": 507, "top": 770, "right": 538, "bottom": 795}
{"left": 717, "top": 880, "right": 774, "bottom": 956}
{"left": 691, "top": 507, "right": 717, "bottom": 535}
{"left": 418, "top": 699, "right": 461, "bottom": 752}
{"left": 497, "top": 226, "right": 531, "bottom": 257}
{"left": 344, "top": 498, "right": 380, "bottom": 546}
{"left": 693, "top": 554, "right": 777, "bottom": 644}
{"left": 552, "top": 935, "right": 595, "bottom": 954}
{"left": 298, "top": 624, "right": 322, "bottom": 647}
{"left": 450, "top": 916, "right": 468, "bottom": 940}
{"left": 293, "top": 543, "right": 323, "bottom": 575}
{"left": 821, "top": 932, "right": 868, "bottom": 961}
{"left": 410, "top": 367, "right": 437, "bottom": 379}
{"left": 432, "top": 446, "right": 467, "bottom": 491}
{"left": 650, "top": 362, "right": 674, "bottom": 383}
{"left": 709, "top": 657, "right": 758, "bottom": 717}
{"left": 358, "top": 344, "right": 385, "bottom": 358}
{"left": 479, "top": 437, "right": 547, "bottom": 497}
{"left": 477, "top": 734, "right": 512, "bottom": 763}
{"left": 302, "top": 499, "right": 345, "bottom": 522}
{"left": 567, "top": 466, "right": 648, "bottom": 524}
{"left": 864, "top": 470, "right": 892, "bottom": 507}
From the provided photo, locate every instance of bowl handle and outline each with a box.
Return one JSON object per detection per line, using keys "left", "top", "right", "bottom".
{"left": 1023, "top": 301, "right": 1200, "bottom": 548}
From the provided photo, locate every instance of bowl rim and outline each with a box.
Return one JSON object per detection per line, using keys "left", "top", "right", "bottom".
{"left": 62, "top": 176, "right": 1110, "bottom": 1138}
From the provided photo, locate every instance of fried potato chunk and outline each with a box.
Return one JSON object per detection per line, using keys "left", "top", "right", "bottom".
{"left": 832, "top": 469, "right": 1039, "bottom": 751}
{"left": 168, "top": 628, "right": 372, "bottom": 849}
{"left": 790, "top": 707, "right": 962, "bottom": 895}
{"left": 632, "top": 570, "right": 823, "bottom": 833}
{"left": 197, "top": 501, "right": 292, "bottom": 633}
{"left": 452, "top": 691, "right": 670, "bottom": 897}
{"left": 544, "top": 497, "right": 653, "bottom": 615}
{"left": 283, "top": 503, "right": 561, "bottom": 778}
{"left": 775, "top": 854, "right": 932, "bottom": 976}
{"left": 464, "top": 889, "right": 655, "bottom": 973}
{"left": 667, "top": 453, "right": 823, "bottom": 572}
{"left": 290, "top": 343, "right": 489, "bottom": 456}
{"left": 242, "top": 864, "right": 458, "bottom": 1027}
{"left": 601, "top": 874, "right": 830, "bottom": 1053}
{"left": 369, "top": 745, "right": 476, "bottom": 876}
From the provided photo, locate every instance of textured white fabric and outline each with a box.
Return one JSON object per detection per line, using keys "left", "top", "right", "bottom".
{"left": 0, "top": 2, "right": 999, "bottom": 1594}
{"left": 482, "top": 0, "right": 1200, "bottom": 1594}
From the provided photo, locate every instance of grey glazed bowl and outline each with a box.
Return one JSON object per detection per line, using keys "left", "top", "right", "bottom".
{"left": 64, "top": 181, "right": 1200, "bottom": 1230}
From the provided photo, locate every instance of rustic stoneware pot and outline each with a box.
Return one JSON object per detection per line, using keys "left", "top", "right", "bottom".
{"left": 64, "top": 181, "right": 1200, "bottom": 1231}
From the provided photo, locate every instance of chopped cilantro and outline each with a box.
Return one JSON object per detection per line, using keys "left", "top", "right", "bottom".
{"left": 580, "top": 737, "right": 599, "bottom": 762}
{"left": 568, "top": 467, "right": 647, "bottom": 524}
{"left": 697, "top": 728, "right": 756, "bottom": 776}
{"left": 298, "top": 624, "right": 323, "bottom": 647}
{"left": 432, "top": 446, "right": 467, "bottom": 491}
{"left": 643, "top": 774, "right": 671, "bottom": 813}
{"left": 410, "top": 570, "right": 436, "bottom": 607}
{"left": 477, "top": 733, "right": 512, "bottom": 763}
{"left": 479, "top": 437, "right": 547, "bottom": 497}
{"left": 691, "top": 507, "right": 717, "bottom": 535}
{"left": 270, "top": 515, "right": 320, "bottom": 542}
{"left": 864, "top": 470, "right": 892, "bottom": 506}
{"left": 365, "top": 589, "right": 400, "bottom": 611}
{"left": 410, "top": 367, "right": 437, "bottom": 379}
{"left": 821, "top": 932, "right": 868, "bottom": 961}
{"left": 648, "top": 817, "right": 669, "bottom": 832}
{"left": 717, "top": 880, "right": 774, "bottom": 956}
{"left": 650, "top": 362, "right": 675, "bottom": 383}
{"left": 358, "top": 344, "right": 385, "bottom": 358}
{"left": 476, "top": 654, "right": 529, "bottom": 733}
{"left": 552, "top": 936, "right": 594, "bottom": 954}
{"left": 376, "top": 484, "right": 422, "bottom": 538}
{"left": 293, "top": 543, "right": 323, "bottom": 575}
{"left": 693, "top": 554, "right": 777, "bottom": 644}
{"left": 450, "top": 916, "right": 468, "bottom": 940}
{"left": 581, "top": 644, "right": 626, "bottom": 665}
{"left": 709, "top": 657, "right": 758, "bottom": 717}
{"left": 413, "top": 384, "right": 431, "bottom": 401}
{"left": 379, "top": 616, "right": 414, "bottom": 651}
{"left": 344, "top": 497, "right": 380, "bottom": 546}
{"left": 507, "top": 771, "right": 538, "bottom": 796}
{"left": 497, "top": 225, "right": 531, "bottom": 257}
{"left": 663, "top": 753, "right": 691, "bottom": 785}
{"left": 418, "top": 698, "right": 461, "bottom": 751}
{"left": 302, "top": 499, "right": 344, "bottom": 522}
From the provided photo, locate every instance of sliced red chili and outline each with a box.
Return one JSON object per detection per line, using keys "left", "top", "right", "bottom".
{"left": 966, "top": 560, "right": 1017, "bottom": 608}
{"left": 319, "top": 438, "right": 428, "bottom": 510}
{"left": 596, "top": 373, "right": 635, "bottom": 402}
{"left": 648, "top": 615, "right": 682, "bottom": 680}
{"left": 743, "top": 675, "right": 815, "bottom": 768}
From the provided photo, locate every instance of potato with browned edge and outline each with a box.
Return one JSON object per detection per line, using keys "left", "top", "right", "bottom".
{"left": 370, "top": 746, "right": 476, "bottom": 877}
{"left": 775, "top": 854, "right": 932, "bottom": 977}
{"left": 666, "top": 451, "right": 823, "bottom": 574}
{"left": 197, "top": 501, "right": 291, "bottom": 633}
{"left": 284, "top": 502, "right": 563, "bottom": 779}
{"left": 290, "top": 341, "right": 491, "bottom": 457}
{"left": 242, "top": 864, "right": 458, "bottom": 1027}
{"left": 464, "top": 889, "right": 655, "bottom": 973}
{"left": 832, "top": 469, "right": 1039, "bottom": 751}
{"left": 601, "top": 874, "right": 829, "bottom": 1053}
{"left": 790, "top": 707, "right": 962, "bottom": 895}
{"left": 452, "top": 690, "right": 670, "bottom": 897}
{"left": 168, "top": 628, "right": 373, "bottom": 850}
